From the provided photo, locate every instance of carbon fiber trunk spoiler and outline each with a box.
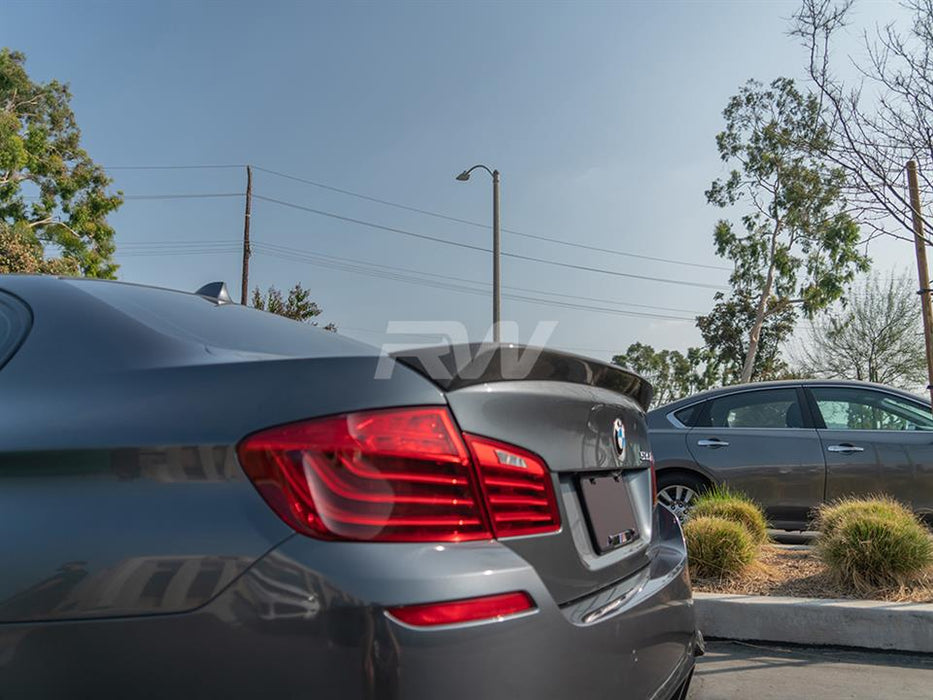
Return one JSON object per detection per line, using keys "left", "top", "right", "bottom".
{"left": 392, "top": 343, "right": 653, "bottom": 411}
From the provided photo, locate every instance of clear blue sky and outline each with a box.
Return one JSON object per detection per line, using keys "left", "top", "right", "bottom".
{"left": 3, "top": 0, "right": 910, "bottom": 358}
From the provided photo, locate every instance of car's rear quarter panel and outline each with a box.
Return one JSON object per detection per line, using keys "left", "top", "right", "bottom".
{"left": 648, "top": 428, "right": 700, "bottom": 474}
{"left": 0, "top": 277, "right": 445, "bottom": 622}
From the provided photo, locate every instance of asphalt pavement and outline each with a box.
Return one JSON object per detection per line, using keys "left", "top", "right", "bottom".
{"left": 688, "top": 641, "right": 933, "bottom": 700}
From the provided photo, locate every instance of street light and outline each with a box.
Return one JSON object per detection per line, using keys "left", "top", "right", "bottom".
{"left": 456, "top": 164, "right": 501, "bottom": 342}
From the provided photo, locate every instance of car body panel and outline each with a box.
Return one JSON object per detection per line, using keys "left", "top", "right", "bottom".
{"left": 649, "top": 428, "right": 696, "bottom": 472}
{"left": 803, "top": 385, "right": 933, "bottom": 516}
{"left": 0, "top": 277, "right": 445, "bottom": 622}
{"left": 0, "top": 275, "right": 696, "bottom": 697}
{"left": 816, "top": 429, "right": 931, "bottom": 507}
{"left": 0, "top": 444, "right": 291, "bottom": 622}
{"left": 685, "top": 426, "right": 825, "bottom": 527}
{"left": 0, "top": 507, "right": 696, "bottom": 700}
{"left": 446, "top": 381, "right": 654, "bottom": 605}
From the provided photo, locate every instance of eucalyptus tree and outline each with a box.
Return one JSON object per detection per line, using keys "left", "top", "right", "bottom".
{"left": 705, "top": 77, "right": 869, "bottom": 383}
{"left": 611, "top": 342, "right": 721, "bottom": 406}
{"left": 1, "top": 49, "right": 121, "bottom": 277}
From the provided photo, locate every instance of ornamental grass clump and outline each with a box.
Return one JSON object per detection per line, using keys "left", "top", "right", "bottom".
{"left": 812, "top": 496, "right": 914, "bottom": 538}
{"left": 684, "top": 515, "right": 757, "bottom": 579}
{"left": 815, "top": 497, "right": 933, "bottom": 592}
{"left": 690, "top": 487, "right": 769, "bottom": 545}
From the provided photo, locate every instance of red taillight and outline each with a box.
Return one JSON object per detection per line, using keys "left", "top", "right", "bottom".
{"left": 465, "top": 435, "right": 561, "bottom": 537}
{"left": 387, "top": 591, "right": 535, "bottom": 627}
{"left": 237, "top": 407, "right": 492, "bottom": 542}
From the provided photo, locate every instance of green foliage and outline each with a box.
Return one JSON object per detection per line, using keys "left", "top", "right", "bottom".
{"left": 816, "top": 499, "right": 933, "bottom": 592}
{"left": 611, "top": 342, "right": 721, "bottom": 406}
{"left": 251, "top": 283, "right": 337, "bottom": 330}
{"left": 685, "top": 515, "right": 757, "bottom": 579}
{"left": 696, "top": 292, "right": 798, "bottom": 384}
{"left": 797, "top": 272, "right": 927, "bottom": 390}
{"left": 704, "top": 77, "right": 869, "bottom": 383}
{"left": 0, "top": 220, "right": 77, "bottom": 275}
{"left": 0, "top": 49, "right": 122, "bottom": 278}
{"left": 690, "top": 487, "right": 769, "bottom": 545}
{"left": 813, "top": 496, "right": 918, "bottom": 539}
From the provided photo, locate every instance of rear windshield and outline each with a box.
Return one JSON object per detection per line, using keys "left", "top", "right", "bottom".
{"left": 66, "top": 280, "right": 370, "bottom": 358}
{"left": 0, "top": 291, "right": 32, "bottom": 370}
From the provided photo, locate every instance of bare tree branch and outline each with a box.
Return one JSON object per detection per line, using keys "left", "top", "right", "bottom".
{"left": 791, "top": 0, "right": 933, "bottom": 243}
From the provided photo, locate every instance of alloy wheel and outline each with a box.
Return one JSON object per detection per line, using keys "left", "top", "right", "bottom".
{"left": 658, "top": 484, "right": 698, "bottom": 523}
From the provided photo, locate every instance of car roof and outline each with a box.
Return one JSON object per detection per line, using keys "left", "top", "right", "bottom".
{"left": 650, "top": 378, "right": 930, "bottom": 415}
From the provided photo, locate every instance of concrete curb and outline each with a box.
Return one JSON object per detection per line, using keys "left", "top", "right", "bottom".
{"left": 694, "top": 592, "right": 933, "bottom": 653}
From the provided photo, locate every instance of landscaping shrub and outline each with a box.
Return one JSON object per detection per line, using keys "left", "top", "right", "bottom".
{"left": 690, "top": 487, "right": 769, "bottom": 545}
{"left": 816, "top": 505, "right": 933, "bottom": 592}
{"left": 813, "top": 496, "right": 915, "bottom": 538}
{"left": 684, "top": 515, "right": 757, "bottom": 579}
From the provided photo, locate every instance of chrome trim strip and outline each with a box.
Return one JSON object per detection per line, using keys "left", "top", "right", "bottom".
{"left": 580, "top": 586, "right": 641, "bottom": 624}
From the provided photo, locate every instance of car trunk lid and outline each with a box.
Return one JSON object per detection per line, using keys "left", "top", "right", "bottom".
{"left": 394, "top": 344, "right": 656, "bottom": 605}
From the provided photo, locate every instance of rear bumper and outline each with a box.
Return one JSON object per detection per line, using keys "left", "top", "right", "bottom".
{"left": 0, "top": 508, "right": 695, "bottom": 698}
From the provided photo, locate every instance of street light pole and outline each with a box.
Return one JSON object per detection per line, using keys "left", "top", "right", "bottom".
{"left": 456, "top": 164, "right": 501, "bottom": 343}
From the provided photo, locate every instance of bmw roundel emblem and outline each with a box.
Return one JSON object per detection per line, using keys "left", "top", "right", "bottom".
{"left": 612, "top": 418, "right": 626, "bottom": 457}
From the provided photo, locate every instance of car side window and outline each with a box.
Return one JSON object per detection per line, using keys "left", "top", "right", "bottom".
{"left": 673, "top": 403, "right": 702, "bottom": 427}
{"left": 701, "top": 388, "right": 802, "bottom": 429}
{"left": 811, "top": 387, "right": 933, "bottom": 431}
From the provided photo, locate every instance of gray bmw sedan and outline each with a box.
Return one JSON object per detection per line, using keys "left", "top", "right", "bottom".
{"left": 0, "top": 276, "right": 699, "bottom": 699}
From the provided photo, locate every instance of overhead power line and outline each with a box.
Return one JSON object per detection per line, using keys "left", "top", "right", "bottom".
{"left": 252, "top": 194, "right": 727, "bottom": 291}
{"left": 119, "top": 248, "right": 241, "bottom": 257}
{"left": 256, "top": 240, "right": 706, "bottom": 315}
{"left": 119, "top": 239, "right": 240, "bottom": 246}
{"left": 253, "top": 193, "right": 490, "bottom": 253}
{"left": 124, "top": 193, "right": 244, "bottom": 200}
{"left": 252, "top": 243, "right": 694, "bottom": 322}
{"left": 114, "top": 236, "right": 704, "bottom": 316}
{"left": 104, "top": 162, "right": 730, "bottom": 271}
{"left": 117, "top": 239, "right": 242, "bottom": 257}
{"left": 503, "top": 250, "right": 725, "bottom": 289}
{"left": 106, "top": 164, "right": 246, "bottom": 170}
{"left": 22, "top": 192, "right": 242, "bottom": 202}
{"left": 251, "top": 164, "right": 731, "bottom": 272}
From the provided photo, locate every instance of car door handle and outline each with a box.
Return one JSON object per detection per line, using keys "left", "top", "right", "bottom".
{"left": 827, "top": 444, "right": 865, "bottom": 454}
{"left": 697, "top": 439, "right": 729, "bottom": 448}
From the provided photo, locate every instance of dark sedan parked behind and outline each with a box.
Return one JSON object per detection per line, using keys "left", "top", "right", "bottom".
{"left": 648, "top": 380, "right": 933, "bottom": 529}
{"left": 0, "top": 275, "right": 699, "bottom": 699}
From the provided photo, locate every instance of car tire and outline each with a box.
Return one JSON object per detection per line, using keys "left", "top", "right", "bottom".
{"left": 656, "top": 471, "right": 708, "bottom": 523}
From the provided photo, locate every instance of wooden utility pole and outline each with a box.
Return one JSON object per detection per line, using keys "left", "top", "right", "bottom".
{"left": 240, "top": 165, "right": 252, "bottom": 305}
{"left": 907, "top": 160, "right": 933, "bottom": 409}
